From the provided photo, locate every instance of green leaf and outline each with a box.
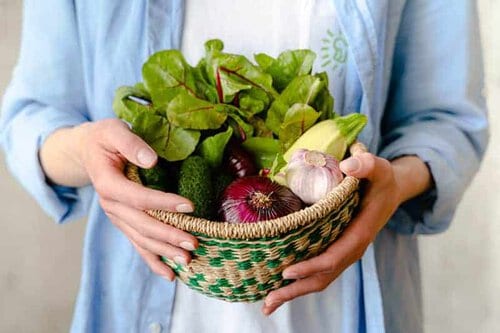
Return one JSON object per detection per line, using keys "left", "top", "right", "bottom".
{"left": 248, "top": 116, "right": 273, "bottom": 138}
{"left": 199, "top": 127, "right": 233, "bottom": 168}
{"left": 227, "top": 113, "right": 254, "bottom": 140}
{"left": 162, "top": 125, "right": 201, "bottom": 161}
{"left": 204, "top": 42, "right": 278, "bottom": 103}
{"left": 312, "top": 72, "right": 335, "bottom": 120}
{"left": 255, "top": 50, "right": 316, "bottom": 92}
{"left": 113, "top": 86, "right": 154, "bottom": 123}
{"left": 238, "top": 88, "right": 271, "bottom": 117}
{"left": 241, "top": 137, "right": 280, "bottom": 169}
{"left": 279, "top": 103, "right": 321, "bottom": 151}
{"left": 193, "top": 59, "right": 219, "bottom": 103}
{"left": 166, "top": 91, "right": 228, "bottom": 130}
{"left": 142, "top": 50, "right": 200, "bottom": 107}
{"left": 269, "top": 153, "right": 287, "bottom": 185}
{"left": 265, "top": 75, "right": 325, "bottom": 134}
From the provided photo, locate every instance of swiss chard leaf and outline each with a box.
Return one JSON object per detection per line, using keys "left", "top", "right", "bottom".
{"left": 142, "top": 50, "right": 200, "bottom": 107}
{"left": 241, "top": 137, "right": 280, "bottom": 169}
{"left": 279, "top": 103, "right": 320, "bottom": 151}
{"left": 265, "top": 74, "right": 325, "bottom": 134}
{"left": 199, "top": 127, "right": 233, "bottom": 168}
{"left": 255, "top": 50, "right": 316, "bottom": 92}
{"left": 238, "top": 88, "right": 271, "bottom": 117}
{"left": 312, "top": 72, "right": 335, "bottom": 119}
{"left": 125, "top": 110, "right": 200, "bottom": 162}
{"left": 227, "top": 113, "right": 254, "bottom": 140}
{"left": 193, "top": 59, "right": 219, "bottom": 103}
{"left": 248, "top": 116, "right": 273, "bottom": 138}
{"left": 166, "top": 91, "right": 228, "bottom": 130}
{"left": 204, "top": 39, "right": 278, "bottom": 103}
{"left": 161, "top": 125, "right": 201, "bottom": 161}
{"left": 113, "top": 86, "right": 154, "bottom": 124}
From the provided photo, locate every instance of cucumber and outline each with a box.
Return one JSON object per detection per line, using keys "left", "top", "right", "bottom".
{"left": 177, "top": 156, "right": 214, "bottom": 218}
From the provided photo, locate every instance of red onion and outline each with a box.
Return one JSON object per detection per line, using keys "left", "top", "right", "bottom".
{"left": 219, "top": 176, "right": 303, "bottom": 223}
{"left": 224, "top": 143, "right": 257, "bottom": 178}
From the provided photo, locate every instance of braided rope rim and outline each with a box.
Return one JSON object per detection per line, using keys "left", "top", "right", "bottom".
{"left": 125, "top": 142, "right": 365, "bottom": 240}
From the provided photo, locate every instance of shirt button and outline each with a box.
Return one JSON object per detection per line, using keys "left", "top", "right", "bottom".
{"left": 149, "top": 322, "right": 162, "bottom": 333}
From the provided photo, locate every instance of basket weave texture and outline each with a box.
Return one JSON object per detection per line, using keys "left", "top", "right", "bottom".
{"left": 125, "top": 143, "right": 365, "bottom": 302}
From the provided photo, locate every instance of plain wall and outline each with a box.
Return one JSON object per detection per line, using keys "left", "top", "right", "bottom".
{"left": 1, "top": 1, "right": 499, "bottom": 332}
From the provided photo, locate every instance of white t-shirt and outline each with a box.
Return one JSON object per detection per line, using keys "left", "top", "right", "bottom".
{"left": 173, "top": 1, "right": 353, "bottom": 332}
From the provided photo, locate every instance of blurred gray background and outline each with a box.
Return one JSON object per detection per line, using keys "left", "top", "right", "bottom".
{"left": 1, "top": 1, "right": 499, "bottom": 332}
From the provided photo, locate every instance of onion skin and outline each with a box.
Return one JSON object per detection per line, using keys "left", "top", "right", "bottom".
{"left": 219, "top": 176, "right": 303, "bottom": 223}
{"left": 224, "top": 143, "right": 257, "bottom": 178}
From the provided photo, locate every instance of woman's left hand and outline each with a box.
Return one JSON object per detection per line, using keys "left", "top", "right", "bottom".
{"left": 262, "top": 147, "right": 426, "bottom": 315}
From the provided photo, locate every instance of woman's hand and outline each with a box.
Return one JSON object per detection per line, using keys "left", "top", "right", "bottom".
{"left": 40, "top": 119, "right": 198, "bottom": 281}
{"left": 261, "top": 146, "right": 432, "bottom": 315}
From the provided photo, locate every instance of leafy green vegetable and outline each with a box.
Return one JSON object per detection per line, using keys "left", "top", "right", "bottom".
{"left": 113, "top": 86, "right": 153, "bottom": 123}
{"left": 227, "top": 113, "right": 254, "bottom": 140}
{"left": 113, "top": 39, "right": 355, "bottom": 188}
{"left": 199, "top": 127, "right": 234, "bottom": 168}
{"left": 255, "top": 49, "right": 316, "bottom": 92}
{"left": 269, "top": 153, "right": 287, "bottom": 185}
{"left": 279, "top": 103, "right": 320, "bottom": 151}
{"left": 265, "top": 74, "right": 325, "bottom": 134}
{"left": 165, "top": 91, "right": 228, "bottom": 130}
{"left": 193, "top": 59, "right": 219, "bottom": 103}
{"left": 248, "top": 116, "right": 273, "bottom": 138}
{"left": 238, "top": 88, "right": 271, "bottom": 117}
{"left": 241, "top": 137, "right": 280, "bottom": 169}
{"left": 203, "top": 39, "right": 278, "bottom": 103}
{"left": 312, "top": 72, "right": 335, "bottom": 120}
{"left": 142, "top": 50, "right": 200, "bottom": 107}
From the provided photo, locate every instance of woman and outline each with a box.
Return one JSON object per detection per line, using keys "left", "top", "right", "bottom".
{"left": 0, "top": 0, "right": 488, "bottom": 332}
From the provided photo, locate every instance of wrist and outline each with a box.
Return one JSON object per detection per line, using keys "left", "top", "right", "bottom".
{"left": 39, "top": 122, "right": 92, "bottom": 187}
{"left": 391, "top": 155, "right": 433, "bottom": 204}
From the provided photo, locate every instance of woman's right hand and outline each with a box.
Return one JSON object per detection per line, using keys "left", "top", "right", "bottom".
{"left": 42, "top": 119, "right": 198, "bottom": 281}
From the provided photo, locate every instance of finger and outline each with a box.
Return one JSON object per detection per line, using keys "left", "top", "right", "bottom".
{"left": 262, "top": 274, "right": 332, "bottom": 316}
{"left": 339, "top": 152, "right": 391, "bottom": 181}
{"left": 130, "top": 240, "right": 175, "bottom": 281}
{"left": 104, "top": 200, "right": 198, "bottom": 250}
{"left": 91, "top": 156, "right": 193, "bottom": 212}
{"left": 108, "top": 213, "right": 193, "bottom": 265}
{"left": 99, "top": 119, "right": 158, "bottom": 168}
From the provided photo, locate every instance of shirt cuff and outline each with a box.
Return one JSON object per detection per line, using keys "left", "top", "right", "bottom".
{"left": 1, "top": 103, "right": 92, "bottom": 223}
{"left": 379, "top": 142, "right": 462, "bottom": 235}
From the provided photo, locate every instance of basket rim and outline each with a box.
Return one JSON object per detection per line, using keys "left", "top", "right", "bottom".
{"left": 126, "top": 142, "right": 366, "bottom": 240}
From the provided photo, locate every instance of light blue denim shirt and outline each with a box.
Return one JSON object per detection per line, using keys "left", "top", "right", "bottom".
{"left": 0, "top": 1, "right": 488, "bottom": 332}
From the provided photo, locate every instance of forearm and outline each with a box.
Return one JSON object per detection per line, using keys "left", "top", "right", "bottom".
{"left": 39, "top": 123, "right": 91, "bottom": 187}
{"left": 391, "top": 155, "right": 433, "bottom": 204}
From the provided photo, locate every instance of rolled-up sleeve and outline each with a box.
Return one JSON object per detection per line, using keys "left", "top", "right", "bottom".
{"left": 0, "top": 0, "right": 92, "bottom": 223}
{"left": 379, "top": 0, "right": 489, "bottom": 234}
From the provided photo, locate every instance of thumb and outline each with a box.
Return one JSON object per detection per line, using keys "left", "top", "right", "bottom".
{"left": 340, "top": 152, "right": 385, "bottom": 181}
{"left": 102, "top": 120, "right": 158, "bottom": 168}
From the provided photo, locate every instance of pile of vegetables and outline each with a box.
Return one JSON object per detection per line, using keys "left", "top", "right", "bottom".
{"left": 113, "top": 39, "right": 366, "bottom": 223}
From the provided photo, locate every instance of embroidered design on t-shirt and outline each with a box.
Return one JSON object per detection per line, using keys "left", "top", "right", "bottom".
{"left": 320, "top": 29, "right": 348, "bottom": 70}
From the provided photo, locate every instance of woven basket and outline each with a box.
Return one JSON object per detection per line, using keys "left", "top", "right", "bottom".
{"left": 125, "top": 142, "right": 365, "bottom": 302}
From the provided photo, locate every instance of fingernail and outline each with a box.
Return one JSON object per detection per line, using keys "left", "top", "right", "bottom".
{"left": 137, "top": 148, "right": 156, "bottom": 166}
{"left": 282, "top": 270, "right": 298, "bottom": 279}
{"left": 174, "top": 256, "right": 188, "bottom": 266}
{"left": 176, "top": 203, "right": 194, "bottom": 213}
{"left": 180, "top": 241, "right": 196, "bottom": 251}
{"left": 340, "top": 158, "right": 360, "bottom": 173}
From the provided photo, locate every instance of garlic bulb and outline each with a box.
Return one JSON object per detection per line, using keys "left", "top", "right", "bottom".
{"left": 285, "top": 149, "right": 344, "bottom": 204}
